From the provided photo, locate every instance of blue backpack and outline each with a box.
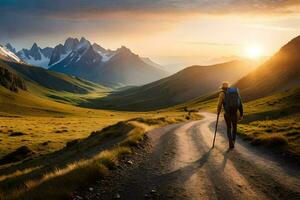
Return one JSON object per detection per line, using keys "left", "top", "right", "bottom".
{"left": 223, "top": 87, "right": 241, "bottom": 113}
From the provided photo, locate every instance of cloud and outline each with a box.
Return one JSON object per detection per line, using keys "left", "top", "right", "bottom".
{"left": 0, "top": 0, "right": 299, "bottom": 44}
{"left": 1, "top": 0, "right": 300, "bottom": 19}
{"left": 244, "top": 24, "right": 298, "bottom": 31}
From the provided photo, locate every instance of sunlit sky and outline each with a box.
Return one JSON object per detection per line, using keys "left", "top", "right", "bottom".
{"left": 1, "top": 0, "right": 300, "bottom": 67}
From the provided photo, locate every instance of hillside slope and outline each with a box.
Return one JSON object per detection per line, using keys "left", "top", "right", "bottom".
{"left": 5, "top": 61, "right": 105, "bottom": 94}
{"left": 236, "top": 35, "right": 300, "bottom": 101}
{"left": 81, "top": 60, "right": 254, "bottom": 111}
{"left": 0, "top": 59, "right": 109, "bottom": 106}
{"left": 0, "top": 65, "right": 26, "bottom": 92}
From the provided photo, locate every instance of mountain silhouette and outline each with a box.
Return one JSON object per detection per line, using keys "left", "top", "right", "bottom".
{"left": 236, "top": 35, "right": 300, "bottom": 101}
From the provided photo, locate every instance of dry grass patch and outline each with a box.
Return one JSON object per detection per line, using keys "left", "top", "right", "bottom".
{"left": 17, "top": 162, "right": 108, "bottom": 200}
{"left": 0, "top": 112, "right": 202, "bottom": 200}
{"left": 238, "top": 115, "right": 300, "bottom": 156}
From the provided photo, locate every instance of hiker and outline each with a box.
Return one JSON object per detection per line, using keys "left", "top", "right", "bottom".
{"left": 217, "top": 82, "right": 243, "bottom": 148}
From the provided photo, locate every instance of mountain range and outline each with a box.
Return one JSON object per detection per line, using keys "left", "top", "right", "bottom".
{"left": 5, "top": 37, "right": 168, "bottom": 87}
{"left": 48, "top": 37, "right": 167, "bottom": 86}
{"left": 17, "top": 43, "right": 53, "bottom": 67}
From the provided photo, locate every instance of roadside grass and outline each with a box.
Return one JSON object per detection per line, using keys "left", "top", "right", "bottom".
{"left": 0, "top": 115, "right": 140, "bottom": 158}
{"left": 235, "top": 88, "right": 300, "bottom": 157}
{"left": 0, "top": 113, "right": 202, "bottom": 200}
{"left": 238, "top": 115, "right": 300, "bottom": 157}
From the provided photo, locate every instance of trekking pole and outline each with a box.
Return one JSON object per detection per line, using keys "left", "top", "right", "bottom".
{"left": 212, "top": 113, "right": 220, "bottom": 148}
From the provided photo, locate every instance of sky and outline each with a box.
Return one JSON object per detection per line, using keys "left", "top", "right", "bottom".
{"left": 0, "top": 0, "right": 300, "bottom": 68}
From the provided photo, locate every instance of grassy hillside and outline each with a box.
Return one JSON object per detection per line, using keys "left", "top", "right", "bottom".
{"left": 0, "top": 76, "right": 200, "bottom": 199}
{"left": 0, "top": 59, "right": 200, "bottom": 199}
{"left": 0, "top": 61, "right": 138, "bottom": 159}
{"left": 238, "top": 87, "right": 300, "bottom": 158}
{"left": 236, "top": 35, "right": 300, "bottom": 101}
{"left": 0, "top": 59, "right": 110, "bottom": 105}
{"left": 0, "top": 109, "right": 200, "bottom": 199}
{"left": 80, "top": 60, "right": 255, "bottom": 111}
{"left": 0, "top": 65, "right": 26, "bottom": 92}
{"left": 0, "top": 63, "right": 198, "bottom": 170}
{"left": 0, "top": 85, "right": 142, "bottom": 157}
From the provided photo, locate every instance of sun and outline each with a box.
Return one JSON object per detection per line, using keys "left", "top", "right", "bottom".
{"left": 245, "top": 45, "right": 263, "bottom": 59}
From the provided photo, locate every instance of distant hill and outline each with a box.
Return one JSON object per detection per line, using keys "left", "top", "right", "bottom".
{"left": 81, "top": 60, "right": 255, "bottom": 111}
{"left": 236, "top": 35, "right": 300, "bottom": 101}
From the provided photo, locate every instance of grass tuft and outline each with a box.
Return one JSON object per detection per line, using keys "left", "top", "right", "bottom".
{"left": 18, "top": 162, "right": 108, "bottom": 200}
{"left": 251, "top": 134, "right": 288, "bottom": 148}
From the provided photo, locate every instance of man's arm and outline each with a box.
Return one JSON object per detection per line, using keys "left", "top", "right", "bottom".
{"left": 238, "top": 92, "right": 244, "bottom": 118}
{"left": 217, "top": 92, "right": 225, "bottom": 115}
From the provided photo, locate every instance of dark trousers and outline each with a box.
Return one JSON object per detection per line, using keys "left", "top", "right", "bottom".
{"left": 224, "top": 111, "right": 238, "bottom": 146}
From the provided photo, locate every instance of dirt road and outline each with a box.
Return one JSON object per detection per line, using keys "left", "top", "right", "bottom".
{"left": 78, "top": 112, "right": 300, "bottom": 200}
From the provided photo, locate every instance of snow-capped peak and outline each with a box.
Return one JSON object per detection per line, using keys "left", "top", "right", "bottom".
{"left": 76, "top": 37, "right": 91, "bottom": 51}
{"left": 92, "top": 43, "right": 107, "bottom": 54}
{"left": 92, "top": 43, "right": 115, "bottom": 62}
{"left": 64, "top": 37, "right": 79, "bottom": 51}
{"left": 0, "top": 45, "right": 21, "bottom": 62}
{"left": 16, "top": 43, "right": 53, "bottom": 68}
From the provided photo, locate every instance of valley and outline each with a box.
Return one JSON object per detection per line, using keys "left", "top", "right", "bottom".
{"left": 81, "top": 60, "right": 256, "bottom": 111}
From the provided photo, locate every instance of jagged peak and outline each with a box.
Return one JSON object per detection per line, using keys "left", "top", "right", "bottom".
{"left": 79, "top": 37, "right": 88, "bottom": 43}
{"left": 92, "top": 43, "right": 107, "bottom": 53}
{"left": 75, "top": 37, "right": 91, "bottom": 51}
{"left": 30, "top": 43, "right": 40, "bottom": 51}
{"left": 64, "top": 37, "right": 79, "bottom": 49}
{"left": 55, "top": 43, "right": 64, "bottom": 49}
{"left": 5, "top": 43, "right": 16, "bottom": 53}
{"left": 65, "top": 37, "right": 79, "bottom": 42}
{"left": 116, "top": 45, "right": 133, "bottom": 54}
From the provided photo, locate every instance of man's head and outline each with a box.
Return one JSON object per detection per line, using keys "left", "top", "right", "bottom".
{"left": 220, "top": 82, "right": 230, "bottom": 90}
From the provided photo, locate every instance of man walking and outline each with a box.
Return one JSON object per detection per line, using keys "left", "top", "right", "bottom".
{"left": 217, "top": 82, "right": 243, "bottom": 148}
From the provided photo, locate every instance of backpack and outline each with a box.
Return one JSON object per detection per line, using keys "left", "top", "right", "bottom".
{"left": 223, "top": 87, "right": 241, "bottom": 113}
